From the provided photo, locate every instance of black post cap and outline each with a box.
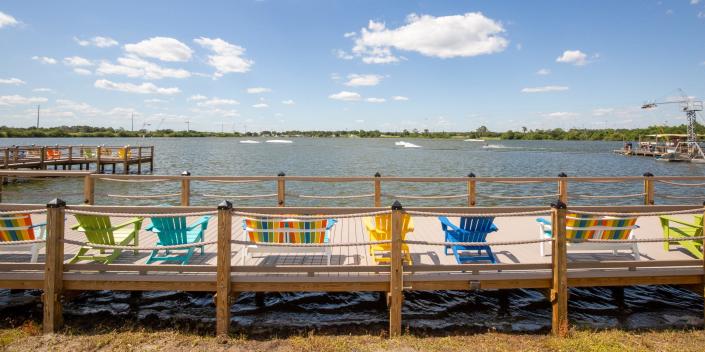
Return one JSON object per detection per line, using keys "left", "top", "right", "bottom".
{"left": 643, "top": 172, "right": 654, "bottom": 177}
{"left": 391, "top": 200, "right": 403, "bottom": 210}
{"left": 374, "top": 172, "right": 381, "bottom": 177}
{"left": 467, "top": 173, "right": 476, "bottom": 178}
{"left": 217, "top": 200, "right": 233, "bottom": 210}
{"left": 181, "top": 171, "right": 191, "bottom": 176}
{"left": 557, "top": 172, "right": 567, "bottom": 177}
{"left": 277, "top": 171, "right": 286, "bottom": 177}
{"left": 550, "top": 200, "right": 567, "bottom": 209}
{"left": 47, "top": 198, "right": 66, "bottom": 208}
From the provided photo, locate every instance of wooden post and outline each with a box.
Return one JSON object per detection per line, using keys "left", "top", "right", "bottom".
{"left": 149, "top": 146, "right": 154, "bottom": 172}
{"left": 374, "top": 172, "right": 382, "bottom": 207}
{"left": 13, "top": 146, "right": 19, "bottom": 163}
{"left": 550, "top": 200, "right": 568, "bottom": 336}
{"left": 702, "top": 201, "right": 705, "bottom": 328}
{"left": 67, "top": 146, "right": 73, "bottom": 163}
{"left": 467, "top": 173, "right": 476, "bottom": 206}
{"left": 43, "top": 198, "right": 65, "bottom": 333}
{"left": 389, "top": 201, "right": 403, "bottom": 337}
{"left": 3, "top": 148, "right": 8, "bottom": 168}
{"left": 83, "top": 175, "right": 95, "bottom": 205}
{"left": 137, "top": 147, "right": 142, "bottom": 174}
{"left": 557, "top": 172, "right": 568, "bottom": 204}
{"left": 643, "top": 172, "right": 654, "bottom": 205}
{"left": 277, "top": 172, "right": 286, "bottom": 207}
{"left": 181, "top": 171, "right": 191, "bottom": 206}
{"left": 96, "top": 146, "right": 102, "bottom": 173}
{"left": 216, "top": 200, "right": 233, "bottom": 337}
{"left": 39, "top": 146, "right": 46, "bottom": 170}
{"left": 122, "top": 146, "right": 129, "bottom": 175}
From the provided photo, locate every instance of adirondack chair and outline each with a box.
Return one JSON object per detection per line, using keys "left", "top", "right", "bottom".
{"left": 536, "top": 214, "right": 640, "bottom": 259}
{"left": 242, "top": 217, "right": 337, "bottom": 264}
{"left": 69, "top": 214, "right": 143, "bottom": 264}
{"left": 660, "top": 215, "right": 703, "bottom": 259}
{"left": 45, "top": 148, "right": 61, "bottom": 160}
{"left": 439, "top": 216, "right": 498, "bottom": 264}
{"left": 118, "top": 147, "right": 132, "bottom": 159}
{"left": 364, "top": 214, "right": 414, "bottom": 264}
{"left": 145, "top": 215, "right": 211, "bottom": 264}
{"left": 81, "top": 147, "right": 96, "bottom": 158}
{"left": 0, "top": 214, "right": 46, "bottom": 263}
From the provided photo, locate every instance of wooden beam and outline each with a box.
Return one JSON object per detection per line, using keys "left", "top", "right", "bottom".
{"left": 277, "top": 172, "right": 286, "bottom": 207}
{"left": 388, "top": 202, "right": 403, "bottom": 337}
{"left": 551, "top": 201, "right": 568, "bottom": 337}
{"left": 180, "top": 171, "right": 191, "bottom": 206}
{"left": 216, "top": 201, "right": 233, "bottom": 337}
{"left": 374, "top": 172, "right": 381, "bottom": 207}
{"left": 467, "top": 173, "right": 476, "bottom": 206}
{"left": 83, "top": 175, "right": 94, "bottom": 205}
{"left": 644, "top": 172, "right": 654, "bottom": 205}
{"left": 43, "top": 199, "right": 65, "bottom": 333}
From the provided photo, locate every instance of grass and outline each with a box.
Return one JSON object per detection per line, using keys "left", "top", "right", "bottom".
{"left": 1, "top": 323, "right": 705, "bottom": 352}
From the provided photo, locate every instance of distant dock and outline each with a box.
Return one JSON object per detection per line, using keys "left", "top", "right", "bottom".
{"left": 0, "top": 145, "right": 154, "bottom": 174}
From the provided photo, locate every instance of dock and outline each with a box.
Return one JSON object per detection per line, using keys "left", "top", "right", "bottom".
{"left": 1, "top": 171, "right": 704, "bottom": 338}
{"left": 0, "top": 145, "right": 154, "bottom": 174}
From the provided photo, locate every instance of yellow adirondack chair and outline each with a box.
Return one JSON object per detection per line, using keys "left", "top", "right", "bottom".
{"left": 660, "top": 215, "right": 703, "bottom": 259}
{"left": 364, "top": 214, "right": 414, "bottom": 264}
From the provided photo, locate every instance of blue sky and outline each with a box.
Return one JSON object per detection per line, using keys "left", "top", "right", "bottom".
{"left": 1, "top": 0, "right": 704, "bottom": 132}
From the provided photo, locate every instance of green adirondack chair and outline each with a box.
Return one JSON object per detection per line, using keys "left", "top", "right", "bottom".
{"left": 69, "top": 214, "right": 144, "bottom": 264}
{"left": 145, "top": 215, "right": 211, "bottom": 264}
{"left": 660, "top": 215, "right": 703, "bottom": 259}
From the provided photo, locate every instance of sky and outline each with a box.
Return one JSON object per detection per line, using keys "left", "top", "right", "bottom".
{"left": 1, "top": 0, "right": 705, "bottom": 133}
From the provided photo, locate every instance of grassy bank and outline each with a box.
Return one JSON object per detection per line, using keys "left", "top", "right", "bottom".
{"left": 1, "top": 324, "right": 704, "bottom": 352}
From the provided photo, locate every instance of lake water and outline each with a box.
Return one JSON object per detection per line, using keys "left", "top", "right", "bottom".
{"left": 1, "top": 137, "right": 704, "bottom": 334}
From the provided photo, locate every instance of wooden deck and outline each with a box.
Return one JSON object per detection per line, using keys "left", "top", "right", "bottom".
{"left": 0, "top": 145, "right": 154, "bottom": 174}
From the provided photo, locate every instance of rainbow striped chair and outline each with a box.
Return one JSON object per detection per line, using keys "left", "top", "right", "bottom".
{"left": 242, "top": 218, "right": 337, "bottom": 264}
{"left": 536, "top": 214, "right": 640, "bottom": 259}
{"left": 0, "top": 214, "right": 46, "bottom": 263}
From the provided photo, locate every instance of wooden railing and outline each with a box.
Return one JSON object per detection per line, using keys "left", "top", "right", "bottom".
{"left": 0, "top": 201, "right": 704, "bottom": 337}
{"left": 0, "top": 145, "right": 154, "bottom": 174}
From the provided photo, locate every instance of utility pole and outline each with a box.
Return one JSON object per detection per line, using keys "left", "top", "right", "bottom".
{"left": 186, "top": 120, "right": 190, "bottom": 132}
{"left": 36, "top": 105, "right": 40, "bottom": 128}
{"left": 131, "top": 113, "right": 134, "bottom": 132}
{"left": 221, "top": 122, "right": 224, "bottom": 133}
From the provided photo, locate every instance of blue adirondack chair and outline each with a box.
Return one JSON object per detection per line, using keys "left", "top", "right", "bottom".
{"left": 145, "top": 215, "right": 211, "bottom": 264}
{"left": 439, "top": 216, "right": 498, "bottom": 264}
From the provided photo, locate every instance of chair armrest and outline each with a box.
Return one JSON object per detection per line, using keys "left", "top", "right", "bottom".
{"left": 407, "top": 217, "right": 415, "bottom": 233}
{"left": 536, "top": 218, "right": 551, "bottom": 225}
{"left": 30, "top": 222, "right": 47, "bottom": 229}
{"left": 187, "top": 216, "right": 212, "bottom": 231}
{"left": 145, "top": 221, "right": 155, "bottom": 232}
{"left": 363, "top": 217, "right": 376, "bottom": 232}
{"left": 325, "top": 219, "right": 338, "bottom": 231}
{"left": 112, "top": 217, "right": 144, "bottom": 231}
{"left": 489, "top": 224, "right": 499, "bottom": 233}
{"left": 438, "top": 216, "right": 460, "bottom": 233}
{"left": 660, "top": 216, "right": 702, "bottom": 229}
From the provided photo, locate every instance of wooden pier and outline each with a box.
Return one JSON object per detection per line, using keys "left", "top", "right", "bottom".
{"left": 1, "top": 171, "right": 704, "bottom": 338}
{"left": 0, "top": 145, "right": 154, "bottom": 174}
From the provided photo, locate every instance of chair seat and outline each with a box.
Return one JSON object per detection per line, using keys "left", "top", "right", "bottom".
{"left": 156, "top": 231, "right": 203, "bottom": 246}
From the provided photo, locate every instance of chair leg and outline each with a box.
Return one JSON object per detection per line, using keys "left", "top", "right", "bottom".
{"left": 486, "top": 247, "right": 496, "bottom": 264}
{"left": 30, "top": 244, "right": 39, "bottom": 263}
{"left": 146, "top": 250, "right": 158, "bottom": 264}
{"left": 632, "top": 244, "right": 641, "bottom": 260}
{"left": 68, "top": 247, "right": 90, "bottom": 264}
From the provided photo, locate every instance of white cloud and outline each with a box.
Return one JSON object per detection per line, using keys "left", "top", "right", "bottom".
{"left": 698, "top": 11, "right": 705, "bottom": 18}
{"left": 366, "top": 97, "right": 386, "bottom": 103}
{"left": 96, "top": 56, "right": 191, "bottom": 80}
{"left": 345, "top": 74, "right": 383, "bottom": 86}
{"left": 252, "top": 103, "right": 269, "bottom": 108}
{"left": 0, "top": 78, "right": 25, "bottom": 85}
{"left": 355, "top": 119, "right": 365, "bottom": 123}
{"left": 556, "top": 50, "right": 589, "bottom": 66}
{"left": 329, "top": 91, "right": 361, "bottom": 101}
{"left": 536, "top": 68, "right": 550, "bottom": 75}
{"left": 392, "top": 96, "right": 409, "bottom": 101}
{"left": 521, "top": 85, "right": 569, "bottom": 93}
{"left": 94, "top": 79, "right": 180, "bottom": 95}
{"left": 0, "top": 11, "right": 19, "bottom": 29}
{"left": 187, "top": 94, "right": 208, "bottom": 101}
{"left": 144, "top": 98, "right": 167, "bottom": 103}
{"left": 343, "top": 32, "right": 356, "bottom": 38}
{"left": 665, "top": 9, "right": 674, "bottom": 15}
{"left": 0, "top": 95, "right": 48, "bottom": 106}
{"left": 335, "top": 49, "right": 354, "bottom": 60}
{"left": 197, "top": 98, "right": 239, "bottom": 107}
{"left": 194, "top": 37, "right": 253, "bottom": 77}
{"left": 32, "top": 88, "right": 54, "bottom": 93}
{"left": 544, "top": 112, "right": 578, "bottom": 118}
{"left": 63, "top": 56, "right": 93, "bottom": 67}
{"left": 74, "top": 36, "right": 119, "bottom": 48}
{"left": 124, "top": 37, "right": 193, "bottom": 62}
{"left": 281, "top": 99, "right": 295, "bottom": 105}
{"left": 32, "top": 56, "right": 57, "bottom": 64}
{"left": 73, "top": 68, "right": 92, "bottom": 75}
{"left": 592, "top": 108, "right": 614, "bottom": 116}
{"left": 691, "top": 0, "right": 700, "bottom": 4}
{"left": 351, "top": 12, "right": 508, "bottom": 64}
{"left": 246, "top": 87, "right": 271, "bottom": 94}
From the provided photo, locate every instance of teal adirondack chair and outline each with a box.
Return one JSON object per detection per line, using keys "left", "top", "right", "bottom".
{"left": 69, "top": 214, "right": 143, "bottom": 264}
{"left": 145, "top": 216, "right": 211, "bottom": 264}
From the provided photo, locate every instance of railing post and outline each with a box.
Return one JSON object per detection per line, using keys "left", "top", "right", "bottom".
{"left": 43, "top": 198, "right": 65, "bottom": 333}
{"left": 123, "top": 146, "right": 130, "bottom": 175}
{"left": 67, "top": 146, "right": 73, "bottom": 163}
{"left": 374, "top": 172, "right": 382, "bottom": 207}
{"left": 39, "top": 146, "right": 46, "bottom": 170}
{"left": 389, "top": 201, "right": 403, "bottom": 337}
{"left": 277, "top": 172, "right": 286, "bottom": 207}
{"left": 181, "top": 171, "right": 191, "bottom": 206}
{"left": 467, "top": 173, "right": 476, "bottom": 206}
{"left": 216, "top": 200, "right": 233, "bottom": 338}
{"left": 96, "top": 146, "right": 102, "bottom": 173}
{"left": 83, "top": 175, "right": 95, "bottom": 205}
{"left": 643, "top": 172, "right": 654, "bottom": 205}
{"left": 149, "top": 146, "right": 154, "bottom": 172}
{"left": 557, "top": 172, "right": 568, "bottom": 204}
{"left": 550, "top": 200, "right": 568, "bottom": 337}
{"left": 3, "top": 148, "right": 8, "bottom": 168}
{"left": 137, "top": 147, "right": 142, "bottom": 174}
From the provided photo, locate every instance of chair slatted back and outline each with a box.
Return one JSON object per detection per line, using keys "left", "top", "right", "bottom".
{"left": 74, "top": 214, "right": 116, "bottom": 245}
{"left": 371, "top": 214, "right": 413, "bottom": 240}
{"left": 150, "top": 217, "right": 189, "bottom": 245}
{"left": 598, "top": 217, "right": 638, "bottom": 240}
{"left": 456, "top": 216, "right": 495, "bottom": 242}
{"left": 565, "top": 214, "right": 637, "bottom": 240}
{"left": 0, "top": 214, "right": 35, "bottom": 241}
{"left": 243, "top": 218, "right": 331, "bottom": 244}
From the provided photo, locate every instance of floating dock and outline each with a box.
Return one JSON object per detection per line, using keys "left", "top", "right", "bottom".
{"left": 0, "top": 145, "right": 154, "bottom": 174}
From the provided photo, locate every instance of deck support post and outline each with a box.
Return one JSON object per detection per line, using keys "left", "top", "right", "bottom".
{"left": 374, "top": 172, "right": 382, "bottom": 207}
{"left": 389, "top": 201, "right": 404, "bottom": 337}
{"left": 83, "top": 175, "right": 95, "bottom": 205}
{"left": 123, "top": 146, "right": 130, "bottom": 175}
{"left": 149, "top": 146, "right": 154, "bottom": 173}
{"left": 557, "top": 172, "right": 568, "bottom": 204}
{"left": 181, "top": 171, "right": 191, "bottom": 206}
{"left": 643, "top": 172, "right": 654, "bottom": 205}
{"left": 137, "top": 147, "right": 142, "bottom": 174}
{"left": 277, "top": 172, "right": 286, "bottom": 207}
{"left": 39, "top": 146, "right": 46, "bottom": 170}
{"left": 550, "top": 200, "right": 568, "bottom": 336}
{"left": 43, "top": 198, "right": 65, "bottom": 333}
{"left": 467, "top": 173, "right": 476, "bottom": 206}
{"left": 96, "top": 146, "right": 102, "bottom": 173}
{"left": 216, "top": 200, "right": 233, "bottom": 338}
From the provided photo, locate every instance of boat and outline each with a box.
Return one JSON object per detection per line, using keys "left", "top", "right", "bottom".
{"left": 464, "top": 139, "right": 485, "bottom": 142}
{"left": 265, "top": 140, "right": 293, "bottom": 144}
{"left": 395, "top": 141, "right": 421, "bottom": 148}
{"left": 239, "top": 140, "right": 260, "bottom": 144}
